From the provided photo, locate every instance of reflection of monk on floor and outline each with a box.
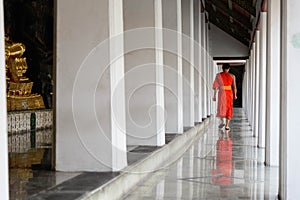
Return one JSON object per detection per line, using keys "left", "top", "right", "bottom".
{"left": 212, "top": 130, "right": 233, "bottom": 185}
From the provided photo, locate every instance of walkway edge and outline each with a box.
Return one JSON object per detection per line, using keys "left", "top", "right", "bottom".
{"left": 80, "top": 117, "right": 212, "bottom": 200}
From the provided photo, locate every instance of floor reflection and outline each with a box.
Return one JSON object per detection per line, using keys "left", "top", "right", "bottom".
{"left": 9, "top": 128, "right": 56, "bottom": 199}
{"left": 8, "top": 129, "right": 52, "bottom": 169}
{"left": 212, "top": 130, "right": 233, "bottom": 185}
{"left": 122, "top": 108, "right": 279, "bottom": 200}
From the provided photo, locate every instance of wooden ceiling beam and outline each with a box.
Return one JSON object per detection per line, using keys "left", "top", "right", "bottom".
{"left": 206, "top": 0, "right": 253, "bottom": 30}
{"left": 209, "top": 17, "right": 249, "bottom": 46}
{"left": 231, "top": 0, "right": 256, "bottom": 16}
{"left": 206, "top": 6, "right": 251, "bottom": 39}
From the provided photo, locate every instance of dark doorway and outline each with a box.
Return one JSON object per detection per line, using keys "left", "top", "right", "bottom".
{"left": 229, "top": 65, "right": 245, "bottom": 108}
{"left": 4, "top": 0, "right": 54, "bottom": 109}
{"left": 4, "top": 2, "right": 55, "bottom": 198}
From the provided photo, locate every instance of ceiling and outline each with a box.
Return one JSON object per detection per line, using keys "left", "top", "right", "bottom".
{"left": 204, "top": 0, "right": 263, "bottom": 48}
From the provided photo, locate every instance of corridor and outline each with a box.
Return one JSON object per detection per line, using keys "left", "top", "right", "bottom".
{"left": 1, "top": 0, "right": 300, "bottom": 199}
{"left": 122, "top": 109, "right": 279, "bottom": 200}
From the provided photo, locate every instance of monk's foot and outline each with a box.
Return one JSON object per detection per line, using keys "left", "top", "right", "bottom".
{"left": 225, "top": 127, "right": 230, "bottom": 131}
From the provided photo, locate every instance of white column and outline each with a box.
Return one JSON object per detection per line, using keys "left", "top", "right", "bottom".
{"left": 162, "top": 0, "right": 182, "bottom": 133}
{"left": 0, "top": 0, "right": 9, "bottom": 197}
{"left": 254, "top": 32, "right": 260, "bottom": 139}
{"left": 194, "top": 0, "right": 202, "bottom": 123}
{"left": 109, "top": 0, "right": 127, "bottom": 170}
{"left": 258, "top": 12, "right": 267, "bottom": 148}
{"left": 249, "top": 54, "right": 253, "bottom": 125}
{"left": 246, "top": 58, "right": 252, "bottom": 120}
{"left": 177, "top": 0, "right": 184, "bottom": 133}
{"left": 242, "top": 61, "right": 248, "bottom": 113}
{"left": 181, "top": 0, "right": 189, "bottom": 128}
{"left": 244, "top": 60, "right": 247, "bottom": 114}
{"left": 201, "top": 12, "right": 207, "bottom": 119}
{"left": 252, "top": 48, "right": 255, "bottom": 126}
{"left": 206, "top": 23, "right": 211, "bottom": 116}
{"left": 124, "top": 0, "right": 165, "bottom": 146}
{"left": 247, "top": 58, "right": 252, "bottom": 116}
{"left": 247, "top": 59, "right": 251, "bottom": 116}
{"left": 189, "top": 0, "right": 195, "bottom": 125}
{"left": 248, "top": 58, "right": 251, "bottom": 117}
{"left": 181, "top": 0, "right": 194, "bottom": 128}
{"left": 265, "top": 0, "right": 280, "bottom": 166}
{"left": 57, "top": 0, "right": 127, "bottom": 171}
{"left": 245, "top": 60, "right": 250, "bottom": 114}
{"left": 197, "top": 6, "right": 203, "bottom": 122}
{"left": 155, "top": 0, "right": 165, "bottom": 145}
{"left": 279, "top": 0, "right": 300, "bottom": 199}
{"left": 250, "top": 46, "right": 255, "bottom": 129}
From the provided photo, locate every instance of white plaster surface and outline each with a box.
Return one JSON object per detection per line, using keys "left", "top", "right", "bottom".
{"left": 182, "top": 0, "right": 192, "bottom": 127}
{"left": 201, "top": 13, "right": 207, "bottom": 119}
{"left": 162, "top": 0, "right": 179, "bottom": 133}
{"left": 258, "top": 13, "right": 267, "bottom": 148}
{"left": 265, "top": 0, "right": 280, "bottom": 167}
{"left": 280, "top": 0, "right": 300, "bottom": 198}
{"left": 210, "top": 24, "right": 248, "bottom": 57}
{"left": 56, "top": 0, "right": 113, "bottom": 171}
{"left": 123, "top": 0, "right": 165, "bottom": 146}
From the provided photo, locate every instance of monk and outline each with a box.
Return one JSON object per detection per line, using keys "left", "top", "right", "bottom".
{"left": 212, "top": 63, "right": 237, "bottom": 130}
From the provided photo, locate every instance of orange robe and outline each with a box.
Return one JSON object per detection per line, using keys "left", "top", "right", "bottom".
{"left": 213, "top": 72, "right": 234, "bottom": 119}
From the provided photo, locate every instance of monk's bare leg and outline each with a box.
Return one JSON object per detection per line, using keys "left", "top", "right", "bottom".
{"left": 225, "top": 118, "right": 230, "bottom": 130}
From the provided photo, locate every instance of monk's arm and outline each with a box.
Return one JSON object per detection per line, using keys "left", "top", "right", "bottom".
{"left": 232, "top": 75, "right": 237, "bottom": 99}
{"left": 213, "top": 88, "right": 218, "bottom": 101}
{"left": 212, "top": 74, "right": 219, "bottom": 101}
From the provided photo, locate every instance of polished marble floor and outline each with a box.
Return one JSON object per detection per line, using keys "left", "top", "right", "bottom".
{"left": 9, "top": 134, "right": 172, "bottom": 199}
{"left": 9, "top": 109, "right": 279, "bottom": 199}
{"left": 122, "top": 109, "right": 279, "bottom": 200}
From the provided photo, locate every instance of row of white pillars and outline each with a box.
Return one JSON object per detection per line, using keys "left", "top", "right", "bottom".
{"left": 54, "top": 0, "right": 214, "bottom": 172}
{"left": 0, "top": 0, "right": 216, "bottom": 195}
{"left": 244, "top": 0, "right": 300, "bottom": 198}
{"left": 245, "top": 6, "right": 279, "bottom": 165}
{"left": 245, "top": 13, "right": 268, "bottom": 146}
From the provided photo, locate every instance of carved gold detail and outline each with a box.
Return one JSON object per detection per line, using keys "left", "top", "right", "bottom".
{"left": 5, "top": 36, "right": 45, "bottom": 111}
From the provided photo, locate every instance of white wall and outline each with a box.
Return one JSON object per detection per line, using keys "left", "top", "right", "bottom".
{"left": 280, "top": 0, "right": 300, "bottom": 198}
{"left": 123, "top": 0, "right": 165, "bottom": 146}
{"left": 182, "top": 0, "right": 192, "bottom": 127}
{"left": 162, "top": 0, "right": 179, "bottom": 133}
{"left": 210, "top": 24, "right": 248, "bottom": 57}
{"left": 56, "top": 0, "right": 114, "bottom": 171}
{"left": 193, "top": 0, "right": 200, "bottom": 123}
